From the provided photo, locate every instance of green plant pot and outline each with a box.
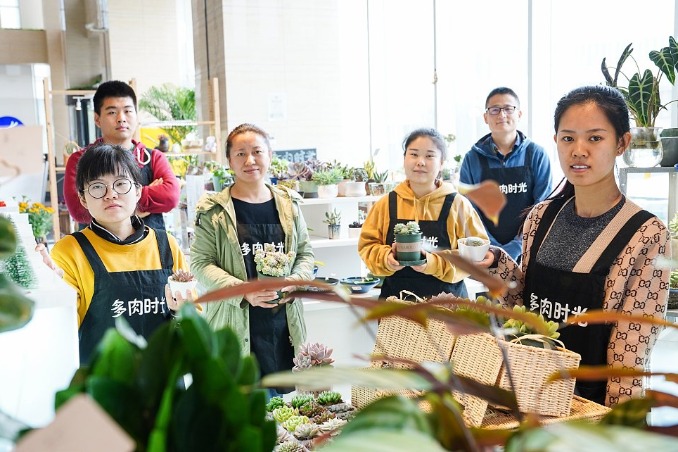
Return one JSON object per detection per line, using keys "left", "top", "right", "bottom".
{"left": 298, "top": 180, "right": 318, "bottom": 198}
{"left": 660, "top": 128, "right": 678, "bottom": 167}
{"left": 395, "top": 233, "right": 422, "bottom": 262}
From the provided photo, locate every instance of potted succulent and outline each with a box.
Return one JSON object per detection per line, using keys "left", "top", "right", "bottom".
{"left": 167, "top": 269, "right": 198, "bottom": 299}
{"left": 368, "top": 169, "right": 390, "bottom": 196}
{"left": 348, "top": 220, "right": 363, "bottom": 238}
{"left": 457, "top": 236, "right": 490, "bottom": 262}
{"left": 601, "top": 37, "right": 678, "bottom": 167}
{"left": 208, "top": 164, "right": 233, "bottom": 192}
{"left": 289, "top": 159, "right": 321, "bottom": 198}
{"left": 393, "top": 221, "right": 423, "bottom": 263}
{"left": 253, "top": 243, "right": 295, "bottom": 303}
{"left": 269, "top": 156, "right": 290, "bottom": 185}
{"left": 312, "top": 167, "right": 344, "bottom": 198}
{"left": 344, "top": 167, "right": 368, "bottom": 197}
{"left": 323, "top": 208, "right": 342, "bottom": 239}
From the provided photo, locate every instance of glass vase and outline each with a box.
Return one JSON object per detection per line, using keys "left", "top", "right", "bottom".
{"left": 623, "top": 127, "right": 663, "bottom": 168}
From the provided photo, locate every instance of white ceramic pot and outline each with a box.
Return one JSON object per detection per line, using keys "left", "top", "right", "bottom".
{"left": 348, "top": 227, "right": 361, "bottom": 238}
{"left": 317, "top": 184, "right": 339, "bottom": 198}
{"left": 457, "top": 237, "right": 490, "bottom": 262}
{"left": 167, "top": 276, "right": 198, "bottom": 298}
{"left": 343, "top": 181, "right": 367, "bottom": 197}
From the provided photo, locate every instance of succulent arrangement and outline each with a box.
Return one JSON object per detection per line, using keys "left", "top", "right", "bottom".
{"left": 465, "top": 237, "right": 486, "bottom": 247}
{"left": 254, "top": 243, "right": 295, "bottom": 277}
{"left": 292, "top": 342, "right": 335, "bottom": 371}
{"left": 311, "top": 168, "right": 344, "bottom": 186}
{"left": 393, "top": 221, "right": 421, "bottom": 235}
{"left": 266, "top": 392, "right": 352, "bottom": 450}
{"left": 502, "top": 305, "right": 561, "bottom": 349}
{"left": 169, "top": 269, "right": 195, "bottom": 282}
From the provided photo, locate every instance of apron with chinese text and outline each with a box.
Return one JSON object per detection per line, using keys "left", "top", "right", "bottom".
{"left": 477, "top": 146, "right": 533, "bottom": 245}
{"left": 523, "top": 197, "right": 652, "bottom": 404}
{"left": 74, "top": 229, "right": 173, "bottom": 365}
{"left": 380, "top": 191, "right": 467, "bottom": 300}
{"left": 233, "top": 198, "right": 294, "bottom": 385}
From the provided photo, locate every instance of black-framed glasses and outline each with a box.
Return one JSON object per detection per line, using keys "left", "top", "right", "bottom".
{"left": 86, "top": 178, "right": 135, "bottom": 199}
{"left": 486, "top": 106, "right": 517, "bottom": 116}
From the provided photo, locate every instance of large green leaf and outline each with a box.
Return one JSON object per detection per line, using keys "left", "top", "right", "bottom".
{"left": 213, "top": 325, "right": 243, "bottom": 378}
{"left": 89, "top": 328, "right": 140, "bottom": 385}
{"left": 341, "top": 395, "right": 432, "bottom": 436}
{"left": 87, "top": 377, "right": 145, "bottom": 443}
{"left": 507, "top": 422, "right": 678, "bottom": 451}
{"left": 650, "top": 46, "right": 677, "bottom": 85}
{"left": 0, "top": 274, "right": 34, "bottom": 333}
{"left": 0, "top": 216, "right": 17, "bottom": 259}
{"left": 177, "top": 303, "right": 216, "bottom": 361}
{"left": 137, "top": 322, "right": 184, "bottom": 409}
{"left": 322, "top": 426, "right": 445, "bottom": 451}
{"left": 628, "top": 69, "right": 660, "bottom": 127}
{"left": 171, "top": 386, "right": 224, "bottom": 452}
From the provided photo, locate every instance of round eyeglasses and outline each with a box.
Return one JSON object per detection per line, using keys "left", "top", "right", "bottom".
{"left": 486, "top": 106, "right": 517, "bottom": 116}
{"left": 86, "top": 178, "right": 135, "bottom": 199}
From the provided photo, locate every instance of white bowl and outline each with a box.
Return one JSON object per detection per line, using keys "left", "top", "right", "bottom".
{"left": 167, "top": 276, "right": 198, "bottom": 298}
{"left": 458, "top": 237, "right": 490, "bottom": 262}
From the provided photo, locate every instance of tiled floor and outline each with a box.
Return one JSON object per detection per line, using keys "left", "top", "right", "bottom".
{"left": 648, "top": 317, "right": 678, "bottom": 426}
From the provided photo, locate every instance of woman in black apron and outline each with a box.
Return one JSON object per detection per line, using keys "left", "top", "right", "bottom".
{"left": 359, "top": 128, "right": 490, "bottom": 301}
{"left": 190, "top": 124, "right": 315, "bottom": 399}
{"left": 487, "top": 86, "right": 670, "bottom": 406}
{"left": 50, "top": 143, "right": 190, "bottom": 365}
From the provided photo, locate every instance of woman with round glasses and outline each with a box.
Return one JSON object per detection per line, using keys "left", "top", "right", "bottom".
{"left": 460, "top": 87, "right": 553, "bottom": 262}
{"left": 50, "top": 143, "right": 190, "bottom": 364}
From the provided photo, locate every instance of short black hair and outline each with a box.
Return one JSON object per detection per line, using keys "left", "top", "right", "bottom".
{"left": 93, "top": 81, "right": 137, "bottom": 115}
{"left": 485, "top": 87, "right": 520, "bottom": 108}
{"left": 76, "top": 143, "right": 142, "bottom": 194}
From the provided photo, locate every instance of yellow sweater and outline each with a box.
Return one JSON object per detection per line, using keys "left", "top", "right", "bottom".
{"left": 51, "top": 228, "right": 187, "bottom": 326}
{"left": 358, "top": 180, "right": 488, "bottom": 284}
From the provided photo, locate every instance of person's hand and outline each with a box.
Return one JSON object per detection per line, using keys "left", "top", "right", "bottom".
{"left": 475, "top": 250, "right": 495, "bottom": 268}
{"left": 35, "top": 243, "right": 64, "bottom": 278}
{"left": 244, "top": 289, "right": 282, "bottom": 308}
{"left": 386, "top": 243, "right": 405, "bottom": 272}
{"left": 411, "top": 252, "right": 431, "bottom": 273}
{"left": 148, "top": 177, "right": 164, "bottom": 187}
{"left": 165, "top": 283, "right": 199, "bottom": 311}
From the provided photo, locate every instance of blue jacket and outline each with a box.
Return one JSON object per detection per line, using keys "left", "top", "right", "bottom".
{"left": 459, "top": 131, "right": 553, "bottom": 260}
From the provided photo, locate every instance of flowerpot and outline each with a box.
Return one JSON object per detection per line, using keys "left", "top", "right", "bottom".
{"left": 298, "top": 180, "right": 318, "bottom": 198}
{"left": 623, "top": 127, "right": 663, "bottom": 168}
{"left": 660, "top": 128, "right": 678, "bottom": 167}
{"left": 348, "top": 227, "right": 361, "bottom": 238}
{"left": 337, "top": 179, "right": 350, "bottom": 197}
{"left": 368, "top": 182, "right": 386, "bottom": 196}
{"left": 212, "top": 176, "right": 224, "bottom": 192}
{"left": 317, "top": 184, "right": 339, "bottom": 198}
{"left": 256, "top": 273, "right": 285, "bottom": 303}
{"left": 328, "top": 224, "right": 341, "bottom": 239}
{"left": 395, "top": 232, "right": 422, "bottom": 262}
{"left": 457, "top": 237, "right": 490, "bottom": 262}
{"left": 167, "top": 276, "right": 198, "bottom": 298}
{"left": 343, "top": 181, "right": 367, "bottom": 197}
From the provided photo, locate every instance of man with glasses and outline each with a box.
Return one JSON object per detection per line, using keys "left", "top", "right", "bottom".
{"left": 63, "top": 80, "right": 179, "bottom": 231}
{"left": 460, "top": 87, "right": 552, "bottom": 262}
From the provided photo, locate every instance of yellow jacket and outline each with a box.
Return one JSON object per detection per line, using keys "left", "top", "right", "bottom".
{"left": 51, "top": 227, "right": 187, "bottom": 326}
{"left": 358, "top": 180, "right": 488, "bottom": 283}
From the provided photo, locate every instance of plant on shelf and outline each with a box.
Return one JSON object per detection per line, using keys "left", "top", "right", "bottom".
{"left": 348, "top": 221, "right": 363, "bottom": 229}
{"left": 270, "top": 156, "right": 291, "bottom": 181}
{"left": 350, "top": 167, "right": 369, "bottom": 182}
{"left": 601, "top": 37, "right": 678, "bottom": 128}
{"left": 18, "top": 198, "right": 54, "bottom": 244}
{"left": 138, "top": 83, "right": 196, "bottom": 145}
{"left": 323, "top": 208, "right": 342, "bottom": 226}
{"left": 207, "top": 163, "right": 233, "bottom": 191}
{"left": 311, "top": 168, "right": 343, "bottom": 186}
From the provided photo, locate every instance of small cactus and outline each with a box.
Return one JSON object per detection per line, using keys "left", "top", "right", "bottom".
{"left": 291, "top": 394, "right": 314, "bottom": 409}
{"left": 267, "top": 396, "right": 285, "bottom": 412}
{"left": 316, "top": 390, "right": 342, "bottom": 406}
{"left": 272, "top": 406, "right": 298, "bottom": 423}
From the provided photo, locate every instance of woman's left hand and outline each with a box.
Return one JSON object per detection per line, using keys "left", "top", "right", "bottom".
{"left": 165, "top": 284, "right": 198, "bottom": 311}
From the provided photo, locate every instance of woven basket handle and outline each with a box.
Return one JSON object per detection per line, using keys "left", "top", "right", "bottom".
{"left": 507, "top": 334, "right": 565, "bottom": 350}
{"left": 399, "top": 290, "right": 425, "bottom": 303}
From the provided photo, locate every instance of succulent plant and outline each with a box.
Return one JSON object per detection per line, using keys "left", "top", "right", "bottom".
{"left": 275, "top": 440, "right": 306, "bottom": 452}
{"left": 393, "top": 221, "right": 421, "bottom": 235}
{"left": 326, "top": 402, "right": 355, "bottom": 414}
{"left": 502, "top": 305, "right": 561, "bottom": 347}
{"left": 465, "top": 237, "right": 486, "bottom": 247}
{"left": 292, "top": 342, "right": 335, "bottom": 371}
{"left": 276, "top": 425, "right": 295, "bottom": 444}
{"left": 267, "top": 396, "right": 285, "bottom": 412}
{"left": 272, "top": 406, "right": 298, "bottom": 423}
{"left": 298, "top": 400, "right": 324, "bottom": 418}
{"left": 318, "top": 417, "right": 347, "bottom": 434}
{"left": 311, "top": 410, "right": 336, "bottom": 425}
{"left": 316, "top": 390, "right": 343, "bottom": 406}
{"left": 169, "top": 269, "right": 195, "bottom": 282}
{"left": 293, "top": 423, "right": 320, "bottom": 440}
{"left": 282, "top": 415, "right": 310, "bottom": 432}
{"left": 291, "top": 394, "right": 314, "bottom": 409}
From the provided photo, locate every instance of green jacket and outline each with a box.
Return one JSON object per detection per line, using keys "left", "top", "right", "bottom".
{"left": 190, "top": 183, "right": 314, "bottom": 355}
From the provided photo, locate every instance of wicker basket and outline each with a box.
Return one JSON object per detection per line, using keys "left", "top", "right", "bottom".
{"left": 351, "top": 302, "right": 457, "bottom": 409}
{"left": 451, "top": 333, "right": 581, "bottom": 422}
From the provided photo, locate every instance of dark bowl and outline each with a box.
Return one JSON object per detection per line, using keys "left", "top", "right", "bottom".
{"left": 303, "top": 277, "right": 340, "bottom": 292}
{"left": 340, "top": 276, "right": 380, "bottom": 294}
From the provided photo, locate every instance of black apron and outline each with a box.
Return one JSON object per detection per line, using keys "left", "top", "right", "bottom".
{"left": 478, "top": 145, "right": 534, "bottom": 245}
{"left": 74, "top": 229, "right": 173, "bottom": 365}
{"left": 233, "top": 198, "right": 294, "bottom": 385}
{"left": 138, "top": 148, "right": 166, "bottom": 230}
{"left": 380, "top": 191, "right": 467, "bottom": 300}
{"left": 523, "top": 197, "right": 653, "bottom": 404}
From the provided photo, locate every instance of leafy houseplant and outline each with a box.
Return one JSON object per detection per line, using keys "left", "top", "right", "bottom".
{"left": 312, "top": 168, "right": 344, "bottom": 186}
{"left": 138, "top": 84, "right": 196, "bottom": 146}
